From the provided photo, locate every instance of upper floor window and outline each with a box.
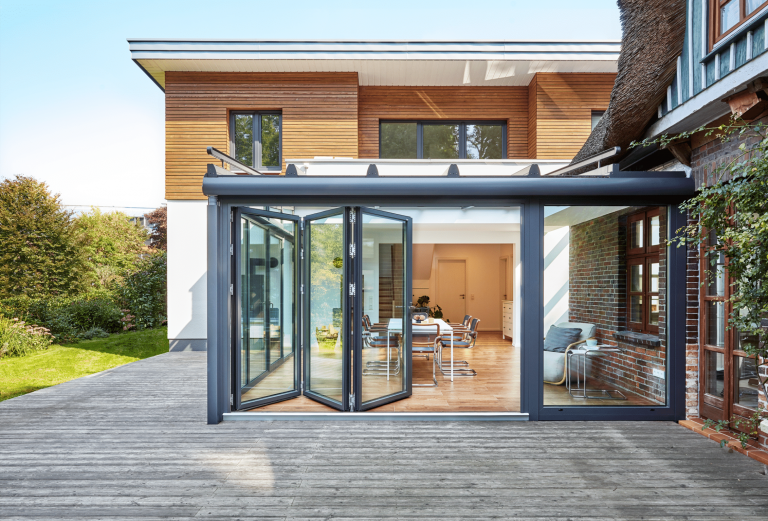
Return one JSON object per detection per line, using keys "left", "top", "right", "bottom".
{"left": 380, "top": 121, "right": 506, "bottom": 159}
{"left": 230, "top": 112, "right": 281, "bottom": 171}
{"left": 591, "top": 110, "right": 605, "bottom": 131}
{"left": 627, "top": 208, "right": 662, "bottom": 334}
{"left": 712, "top": 0, "right": 768, "bottom": 43}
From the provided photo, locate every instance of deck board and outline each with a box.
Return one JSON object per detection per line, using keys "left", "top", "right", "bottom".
{"left": 1, "top": 351, "right": 766, "bottom": 519}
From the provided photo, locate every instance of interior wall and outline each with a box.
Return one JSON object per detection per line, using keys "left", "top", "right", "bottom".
{"left": 414, "top": 244, "right": 510, "bottom": 332}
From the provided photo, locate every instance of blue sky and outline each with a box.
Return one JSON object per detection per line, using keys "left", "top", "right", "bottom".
{"left": 0, "top": 0, "right": 620, "bottom": 211}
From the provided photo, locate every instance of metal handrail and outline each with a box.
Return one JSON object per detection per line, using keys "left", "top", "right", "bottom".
{"left": 543, "top": 146, "right": 621, "bottom": 176}
{"left": 206, "top": 146, "right": 264, "bottom": 175}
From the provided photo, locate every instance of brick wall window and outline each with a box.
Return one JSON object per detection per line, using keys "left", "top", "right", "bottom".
{"left": 626, "top": 209, "right": 661, "bottom": 334}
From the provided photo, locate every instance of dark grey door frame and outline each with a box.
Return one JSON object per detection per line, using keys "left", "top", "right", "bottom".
{"left": 207, "top": 181, "right": 693, "bottom": 424}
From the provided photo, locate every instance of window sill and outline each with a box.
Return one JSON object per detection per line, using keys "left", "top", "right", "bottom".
{"left": 613, "top": 331, "right": 661, "bottom": 348}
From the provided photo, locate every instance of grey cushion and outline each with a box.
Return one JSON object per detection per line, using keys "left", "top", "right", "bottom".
{"left": 543, "top": 325, "right": 582, "bottom": 353}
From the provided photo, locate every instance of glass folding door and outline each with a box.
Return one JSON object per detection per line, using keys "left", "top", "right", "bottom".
{"left": 235, "top": 209, "right": 300, "bottom": 410}
{"left": 354, "top": 207, "right": 412, "bottom": 411}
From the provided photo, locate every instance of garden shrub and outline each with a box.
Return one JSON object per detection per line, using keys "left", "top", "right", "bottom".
{"left": 80, "top": 327, "right": 110, "bottom": 340}
{"left": 0, "top": 316, "right": 54, "bottom": 359}
{"left": 116, "top": 252, "right": 167, "bottom": 330}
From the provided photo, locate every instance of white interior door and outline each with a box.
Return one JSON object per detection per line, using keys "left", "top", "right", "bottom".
{"left": 437, "top": 259, "right": 466, "bottom": 324}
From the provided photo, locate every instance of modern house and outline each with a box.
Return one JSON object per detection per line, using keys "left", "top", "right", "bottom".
{"left": 129, "top": 38, "right": 697, "bottom": 424}
{"left": 574, "top": 0, "right": 768, "bottom": 449}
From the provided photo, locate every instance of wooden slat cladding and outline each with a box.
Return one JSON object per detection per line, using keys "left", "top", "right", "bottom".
{"left": 165, "top": 72, "right": 359, "bottom": 200}
{"left": 527, "top": 76, "right": 538, "bottom": 159}
{"left": 528, "top": 73, "right": 616, "bottom": 160}
{"left": 358, "top": 86, "right": 529, "bottom": 159}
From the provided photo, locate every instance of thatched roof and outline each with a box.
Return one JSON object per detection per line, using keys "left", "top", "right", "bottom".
{"left": 572, "top": 0, "right": 687, "bottom": 166}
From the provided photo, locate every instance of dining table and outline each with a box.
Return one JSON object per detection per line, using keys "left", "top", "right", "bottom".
{"left": 387, "top": 318, "right": 456, "bottom": 381}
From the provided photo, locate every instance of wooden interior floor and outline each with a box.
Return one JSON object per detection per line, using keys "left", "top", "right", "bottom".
{"left": 244, "top": 332, "right": 662, "bottom": 412}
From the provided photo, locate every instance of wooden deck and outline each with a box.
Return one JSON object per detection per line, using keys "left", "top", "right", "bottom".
{"left": 1, "top": 351, "right": 767, "bottom": 519}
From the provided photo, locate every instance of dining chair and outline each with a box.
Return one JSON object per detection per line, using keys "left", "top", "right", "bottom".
{"left": 438, "top": 318, "right": 480, "bottom": 377}
{"left": 362, "top": 317, "right": 401, "bottom": 376}
{"left": 412, "top": 322, "right": 439, "bottom": 387}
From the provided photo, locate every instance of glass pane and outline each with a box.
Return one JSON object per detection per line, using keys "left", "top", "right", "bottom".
{"left": 650, "top": 215, "right": 660, "bottom": 246}
{"left": 734, "top": 356, "right": 759, "bottom": 409}
{"left": 423, "top": 124, "right": 459, "bottom": 159}
{"left": 704, "top": 350, "right": 724, "bottom": 398}
{"left": 706, "top": 251, "right": 726, "bottom": 297}
{"left": 240, "top": 215, "right": 297, "bottom": 404}
{"left": 706, "top": 301, "right": 726, "bottom": 347}
{"left": 649, "top": 262, "right": 659, "bottom": 292}
{"left": 261, "top": 115, "right": 280, "bottom": 167}
{"left": 630, "top": 264, "right": 643, "bottom": 292}
{"left": 721, "top": 0, "right": 739, "bottom": 34}
{"left": 234, "top": 114, "right": 254, "bottom": 167}
{"left": 649, "top": 296, "right": 659, "bottom": 325}
{"left": 736, "top": 329, "right": 760, "bottom": 352}
{"left": 380, "top": 122, "right": 417, "bottom": 159}
{"left": 307, "top": 212, "right": 345, "bottom": 404}
{"left": 360, "top": 212, "right": 407, "bottom": 405}
{"left": 591, "top": 111, "right": 604, "bottom": 131}
{"left": 747, "top": 0, "right": 765, "bottom": 13}
{"left": 543, "top": 205, "right": 668, "bottom": 407}
{"left": 466, "top": 124, "right": 503, "bottom": 159}
{"left": 630, "top": 295, "right": 643, "bottom": 323}
{"left": 630, "top": 220, "right": 643, "bottom": 249}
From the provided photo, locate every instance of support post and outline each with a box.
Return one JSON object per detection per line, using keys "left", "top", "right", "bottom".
{"left": 207, "top": 196, "right": 221, "bottom": 424}
{"left": 521, "top": 199, "right": 543, "bottom": 420}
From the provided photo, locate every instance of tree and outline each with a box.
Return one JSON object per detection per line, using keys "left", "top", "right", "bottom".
{"left": 0, "top": 175, "right": 87, "bottom": 298}
{"left": 144, "top": 206, "right": 167, "bottom": 251}
{"left": 632, "top": 116, "right": 768, "bottom": 415}
{"left": 74, "top": 208, "right": 148, "bottom": 288}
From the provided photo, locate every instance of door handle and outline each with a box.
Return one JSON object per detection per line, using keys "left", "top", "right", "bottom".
{"left": 459, "top": 294, "right": 465, "bottom": 299}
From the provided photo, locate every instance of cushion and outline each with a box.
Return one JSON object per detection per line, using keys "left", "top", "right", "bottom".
{"left": 543, "top": 325, "right": 583, "bottom": 353}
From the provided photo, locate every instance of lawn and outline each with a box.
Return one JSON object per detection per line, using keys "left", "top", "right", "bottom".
{"left": 0, "top": 327, "right": 168, "bottom": 402}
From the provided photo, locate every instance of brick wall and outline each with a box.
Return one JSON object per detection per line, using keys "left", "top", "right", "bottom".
{"left": 685, "top": 212, "right": 700, "bottom": 418}
{"left": 569, "top": 207, "right": 668, "bottom": 404}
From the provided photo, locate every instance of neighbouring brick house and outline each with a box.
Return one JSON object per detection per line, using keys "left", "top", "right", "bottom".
{"left": 575, "top": 0, "right": 768, "bottom": 451}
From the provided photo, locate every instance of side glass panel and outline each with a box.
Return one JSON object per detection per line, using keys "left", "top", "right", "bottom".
{"left": 423, "top": 124, "right": 459, "bottom": 159}
{"left": 706, "top": 301, "right": 726, "bottom": 347}
{"left": 543, "top": 206, "right": 668, "bottom": 407}
{"left": 466, "top": 124, "right": 503, "bottom": 159}
{"left": 261, "top": 115, "right": 281, "bottom": 168}
{"left": 733, "top": 356, "right": 759, "bottom": 410}
{"left": 380, "top": 122, "right": 418, "bottom": 159}
{"left": 234, "top": 114, "right": 254, "bottom": 167}
{"left": 704, "top": 350, "right": 725, "bottom": 398}
{"left": 238, "top": 212, "right": 298, "bottom": 407}
{"left": 305, "top": 210, "right": 346, "bottom": 407}
{"left": 359, "top": 210, "right": 409, "bottom": 407}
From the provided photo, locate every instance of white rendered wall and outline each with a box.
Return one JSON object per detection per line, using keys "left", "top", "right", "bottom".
{"left": 543, "top": 226, "right": 570, "bottom": 332}
{"left": 167, "top": 200, "right": 208, "bottom": 342}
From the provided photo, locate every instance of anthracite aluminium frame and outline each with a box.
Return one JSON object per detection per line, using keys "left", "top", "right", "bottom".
{"left": 379, "top": 120, "right": 508, "bottom": 159}
{"left": 229, "top": 111, "right": 283, "bottom": 172}
{"left": 205, "top": 173, "right": 693, "bottom": 423}
{"left": 232, "top": 208, "right": 301, "bottom": 411}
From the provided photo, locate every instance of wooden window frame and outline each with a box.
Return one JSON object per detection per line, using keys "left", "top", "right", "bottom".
{"left": 710, "top": 0, "right": 768, "bottom": 48}
{"left": 229, "top": 111, "right": 283, "bottom": 172}
{"left": 378, "top": 120, "right": 508, "bottom": 160}
{"left": 698, "top": 228, "right": 759, "bottom": 424}
{"left": 626, "top": 209, "right": 661, "bottom": 334}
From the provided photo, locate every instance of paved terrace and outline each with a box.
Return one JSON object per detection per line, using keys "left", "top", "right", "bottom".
{"left": 1, "top": 352, "right": 766, "bottom": 520}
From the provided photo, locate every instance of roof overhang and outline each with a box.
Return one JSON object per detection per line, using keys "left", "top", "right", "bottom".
{"left": 128, "top": 39, "right": 620, "bottom": 90}
{"left": 201, "top": 171, "right": 694, "bottom": 206}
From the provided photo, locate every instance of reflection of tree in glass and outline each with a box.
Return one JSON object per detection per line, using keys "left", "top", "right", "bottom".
{"left": 381, "top": 123, "right": 417, "bottom": 159}
{"left": 310, "top": 222, "right": 344, "bottom": 348}
{"left": 467, "top": 125, "right": 503, "bottom": 159}
{"left": 261, "top": 115, "right": 280, "bottom": 167}
{"left": 234, "top": 115, "right": 254, "bottom": 166}
{"left": 423, "top": 124, "right": 459, "bottom": 159}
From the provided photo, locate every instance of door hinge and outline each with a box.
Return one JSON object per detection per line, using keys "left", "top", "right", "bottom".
{"left": 301, "top": 381, "right": 304, "bottom": 393}
{"left": 301, "top": 284, "right": 305, "bottom": 295}
{"left": 349, "top": 243, "right": 356, "bottom": 258}
{"left": 229, "top": 244, "right": 233, "bottom": 256}
{"left": 349, "top": 212, "right": 356, "bottom": 224}
{"left": 230, "top": 212, "right": 233, "bottom": 223}
{"left": 230, "top": 394, "right": 234, "bottom": 406}
{"left": 349, "top": 283, "right": 356, "bottom": 296}
{"left": 229, "top": 284, "right": 234, "bottom": 296}
{"left": 349, "top": 393, "right": 355, "bottom": 411}
{"left": 300, "top": 218, "right": 305, "bottom": 230}
{"left": 300, "top": 247, "right": 304, "bottom": 260}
